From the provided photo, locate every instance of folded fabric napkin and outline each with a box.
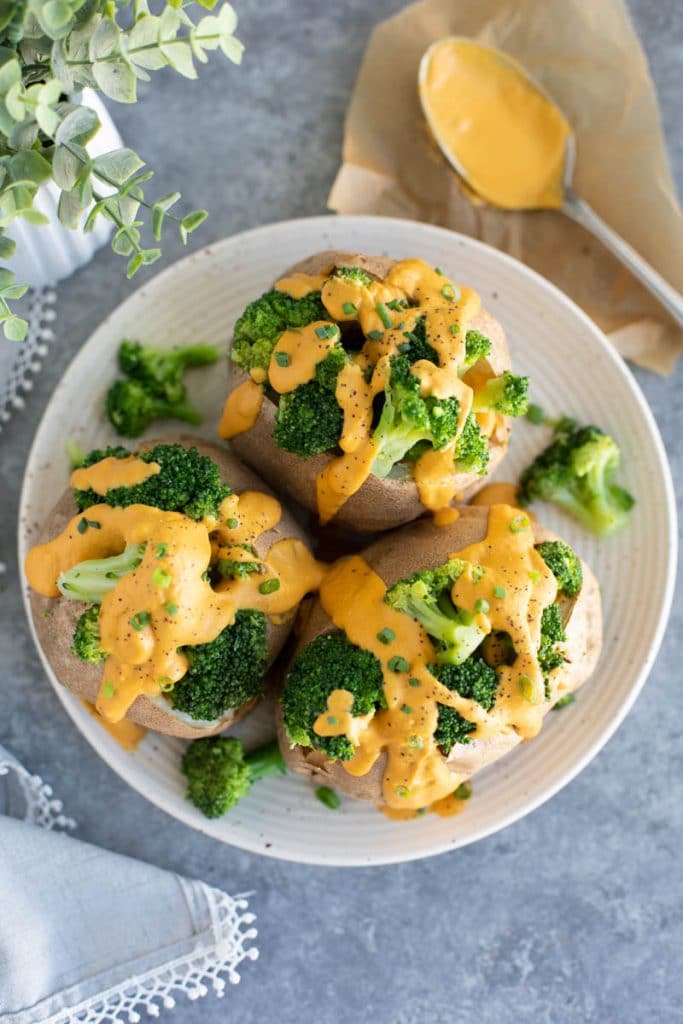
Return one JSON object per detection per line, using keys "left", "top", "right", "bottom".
{"left": 0, "top": 745, "right": 258, "bottom": 1024}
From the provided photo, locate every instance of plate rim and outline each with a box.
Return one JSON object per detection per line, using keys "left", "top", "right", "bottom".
{"left": 17, "top": 213, "right": 678, "bottom": 866}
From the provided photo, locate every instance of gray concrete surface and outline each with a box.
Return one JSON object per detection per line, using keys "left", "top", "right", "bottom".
{"left": 1, "top": 1, "right": 681, "bottom": 1021}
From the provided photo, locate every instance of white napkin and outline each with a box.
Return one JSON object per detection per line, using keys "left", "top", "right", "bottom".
{"left": 0, "top": 745, "right": 258, "bottom": 1024}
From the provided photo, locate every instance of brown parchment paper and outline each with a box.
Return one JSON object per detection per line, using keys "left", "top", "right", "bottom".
{"left": 328, "top": 0, "right": 683, "bottom": 374}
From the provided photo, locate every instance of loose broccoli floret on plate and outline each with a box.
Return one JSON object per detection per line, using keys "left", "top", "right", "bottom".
{"left": 74, "top": 443, "right": 231, "bottom": 521}
{"left": 538, "top": 603, "right": 567, "bottom": 682}
{"left": 106, "top": 378, "right": 202, "bottom": 438}
{"left": 385, "top": 559, "right": 487, "bottom": 665}
{"left": 231, "top": 289, "right": 327, "bottom": 374}
{"left": 471, "top": 370, "right": 529, "bottom": 417}
{"left": 273, "top": 347, "right": 346, "bottom": 458}
{"left": 535, "top": 540, "right": 583, "bottom": 596}
{"left": 181, "top": 737, "right": 285, "bottom": 819}
{"left": 170, "top": 609, "right": 268, "bottom": 722}
{"left": 372, "top": 354, "right": 460, "bottom": 478}
{"left": 518, "top": 421, "right": 635, "bottom": 536}
{"left": 453, "top": 413, "right": 490, "bottom": 475}
{"left": 58, "top": 543, "right": 146, "bottom": 602}
{"left": 118, "top": 340, "right": 218, "bottom": 404}
{"left": 71, "top": 604, "right": 106, "bottom": 663}
{"left": 431, "top": 655, "right": 499, "bottom": 752}
{"left": 282, "top": 632, "right": 385, "bottom": 761}
{"left": 332, "top": 265, "right": 373, "bottom": 287}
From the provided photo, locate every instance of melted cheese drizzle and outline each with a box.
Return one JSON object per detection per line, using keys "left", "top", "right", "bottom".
{"left": 83, "top": 700, "right": 146, "bottom": 751}
{"left": 71, "top": 456, "right": 160, "bottom": 494}
{"left": 27, "top": 457, "right": 325, "bottom": 724}
{"left": 316, "top": 504, "right": 557, "bottom": 811}
{"left": 419, "top": 38, "right": 571, "bottom": 210}
{"left": 269, "top": 258, "right": 496, "bottom": 523}
{"left": 219, "top": 378, "right": 264, "bottom": 439}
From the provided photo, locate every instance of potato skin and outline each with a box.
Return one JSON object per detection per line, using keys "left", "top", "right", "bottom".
{"left": 228, "top": 250, "right": 512, "bottom": 532}
{"left": 29, "top": 437, "right": 309, "bottom": 738}
{"left": 277, "top": 506, "right": 603, "bottom": 804}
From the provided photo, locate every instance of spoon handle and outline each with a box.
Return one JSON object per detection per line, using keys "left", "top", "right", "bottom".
{"left": 562, "top": 189, "right": 683, "bottom": 331}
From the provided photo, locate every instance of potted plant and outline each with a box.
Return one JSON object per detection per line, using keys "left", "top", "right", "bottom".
{"left": 0, "top": 0, "right": 243, "bottom": 340}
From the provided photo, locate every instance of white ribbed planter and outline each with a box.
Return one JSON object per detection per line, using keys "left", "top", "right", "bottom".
{"left": 5, "top": 91, "right": 121, "bottom": 288}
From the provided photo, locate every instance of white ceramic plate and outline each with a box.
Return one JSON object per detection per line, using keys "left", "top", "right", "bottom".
{"left": 18, "top": 216, "right": 676, "bottom": 866}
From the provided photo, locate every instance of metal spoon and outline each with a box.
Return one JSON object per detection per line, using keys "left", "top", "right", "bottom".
{"left": 418, "top": 39, "right": 683, "bottom": 331}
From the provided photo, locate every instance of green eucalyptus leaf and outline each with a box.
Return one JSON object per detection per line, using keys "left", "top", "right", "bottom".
{"left": 92, "top": 60, "right": 137, "bottom": 102}
{"left": 0, "top": 236, "right": 16, "bottom": 258}
{"left": 9, "top": 150, "right": 52, "bottom": 185}
{"left": 0, "top": 55, "right": 20, "bottom": 95}
{"left": 220, "top": 33, "right": 244, "bottom": 64}
{"left": 5, "top": 81, "right": 25, "bottom": 122}
{"left": 21, "top": 208, "right": 50, "bottom": 225}
{"left": 55, "top": 105, "right": 99, "bottom": 144}
{"left": 7, "top": 118, "right": 40, "bottom": 149}
{"left": 35, "top": 102, "right": 60, "bottom": 137}
{"left": 57, "top": 186, "right": 86, "bottom": 229}
{"left": 89, "top": 17, "right": 119, "bottom": 60}
{"left": 2, "top": 283, "right": 29, "bottom": 299}
{"left": 93, "top": 148, "right": 145, "bottom": 185}
{"left": 40, "top": 0, "right": 74, "bottom": 37}
{"left": 0, "top": 266, "right": 16, "bottom": 288}
{"left": 3, "top": 314, "right": 28, "bottom": 341}
{"left": 126, "top": 251, "right": 143, "bottom": 277}
{"left": 160, "top": 38, "right": 197, "bottom": 80}
{"left": 179, "top": 208, "right": 207, "bottom": 243}
{"left": 52, "top": 144, "right": 82, "bottom": 190}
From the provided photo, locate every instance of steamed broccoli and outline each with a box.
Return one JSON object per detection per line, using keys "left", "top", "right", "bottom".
{"left": 71, "top": 605, "right": 106, "bottom": 663}
{"left": 472, "top": 371, "right": 529, "bottom": 417}
{"left": 372, "top": 355, "right": 460, "bottom": 478}
{"left": 282, "top": 632, "right": 385, "bottom": 761}
{"left": 536, "top": 540, "right": 583, "bottom": 596}
{"left": 106, "top": 378, "right": 202, "bottom": 438}
{"left": 118, "top": 340, "right": 218, "bottom": 403}
{"left": 273, "top": 347, "right": 346, "bottom": 458}
{"left": 181, "top": 737, "right": 285, "bottom": 819}
{"left": 463, "top": 329, "right": 492, "bottom": 368}
{"left": 75, "top": 443, "right": 231, "bottom": 521}
{"left": 538, "top": 603, "right": 567, "bottom": 681}
{"left": 231, "top": 289, "right": 327, "bottom": 374}
{"left": 431, "top": 655, "right": 499, "bottom": 752}
{"left": 453, "top": 413, "right": 490, "bottom": 475}
{"left": 333, "top": 265, "right": 373, "bottom": 287}
{"left": 58, "top": 543, "right": 146, "bottom": 602}
{"left": 518, "top": 422, "right": 635, "bottom": 536}
{"left": 218, "top": 545, "right": 261, "bottom": 580}
{"left": 171, "top": 610, "right": 268, "bottom": 722}
{"left": 385, "top": 560, "right": 487, "bottom": 665}
{"left": 399, "top": 316, "right": 438, "bottom": 364}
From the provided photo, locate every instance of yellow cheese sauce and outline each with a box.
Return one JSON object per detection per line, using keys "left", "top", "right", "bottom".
{"left": 265, "top": 258, "right": 502, "bottom": 523}
{"left": 219, "top": 378, "right": 264, "bottom": 439}
{"left": 71, "top": 456, "right": 160, "bottom": 495}
{"left": 315, "top": 504, "right": 559, "bottom": 811}
{"left": 82, "top": 700, "right": 146, "bottom": 751}
{"left": 419, "top": 38, "right": 571, "bottom": 210}
{"left": 27, "top": 455, "right": 324, "bottom": 724}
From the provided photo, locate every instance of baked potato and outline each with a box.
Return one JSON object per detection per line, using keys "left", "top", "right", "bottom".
{"left": 277, "top": 504, "right": 602, "bottom": 811}
{"left": 224, "top": 250, "right": 527, "bottom": 532}
{"left": 26, "top": 437, "right": 321, "bottom": 739}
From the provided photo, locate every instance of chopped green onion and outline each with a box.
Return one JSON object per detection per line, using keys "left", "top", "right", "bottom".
{"left": 408, "top": 735, "right": 424, "bottom": 749}
{"left": 518, "top": 675, "right": 534, "bottom": 702}
{"left": 165, "top": 602, "right": 178, "bottom": 615}
{"left": 509, "top": 515, "right": 530, "bottom": 534}
{"left": 316, "top": 786, "right": 341, "bottom": 810}
{"left": 386, "top": 298, "right": 406, "bottom": 312}
{"left": 395, "top": 785, "right": 410, "bottom": 798}
{"left": 528, "top": 570, "right": 541, "bottom": 584}
{"left": 449, "top": 323, "right": 460, "bottom": 335}
{"left": 342, "top": 301, "right": 357, "bottom": 316}
{"left": 441, "top": 284, "right": 457, "bottom": 301}
{"left": 226, "top": 518, "right": 239, "bottom": 529}
{"left": 455, "top": 782, "right": 472, "bottom": 800}
{"left": 408, "top": 677, "right": 421, "bottom": 688}
{"left": 327, "top": 715, "right": 338, "bottom": 725}
{"left": 77, "top": 518, "right": 88, "bottom": 534}
{"left": 102, "top": 681, "right": 115, "bottom": 699}
{"left": 66, "top": 439, "right": 86, "bottom": 469}
{"left": 471, "top": 565, "right": 486, "bottom": 582}
{"left": 474, "top": 598, "right": 490, "bottom": 614}
{"left": 526, "top": 403, "right": 545, "bottom": 425}
{"left": 259, "top": 578, "right": 280, "bottom": 595}
{"left": 388, "top": 656, "right": 409, "bottom": 673}
{"left": 155, "top": 544, "right": 168, "bottom": 558}
{"left": 552, "top": 693, "right": 576, "bottom": 711}
{"left": 367, "top": 329, "right": 383, "bottom": 341}
{"left": 152, "top": 568, "right": 171, "bottom": 588}
{"left": 274, "top": 351, "right": 290, "bottom": 367}
{"left": 435, "top": 266, "right": 445, "bottom": 276}
{"left": 129, "top": 611, "right": 151, "bottom": 631}
{"left": 158, "top": 676, "right": 174, "bottom": 692}
{"left": 401, "top": 704, "right": 412, "bottom": 715}
{"left": 375, "top": 302, "right": 392, "bottom": 328}
{"left": 493, "top": 585, "right": 507, "bottom": 598}
{"left": 377, "top": 627, "right": 395, "bottom": 645}
{"left": 315, "top": 324, "right": 338, "bottom": 339}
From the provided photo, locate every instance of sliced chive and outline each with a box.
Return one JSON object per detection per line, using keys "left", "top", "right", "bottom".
{"left": 86, "top": 519, "right": 100, "bottom": 529}
{"left": 102, "top": 681, "right": 115, "bottom": 699}
{"left": 528, "top": 569, "right": 541, "bottom": 584}
{"left": 316, "top": 786, "right": 341, "bottom": 810}
{"left": 395, "top": 784, "right": 410, "bottom": 798}
{"left": 342, "top": 301, "right": 357, "bottom": 316}
{"left": 493, "top": 585, "right": 507, "bottom": 598}
{"left": 400, "top": 704, "right": 412, "bottom": 715}
{"left": 77, "top": 518, "right": 88, "bottom": 534}
{"left": 509, "top": 515, "right": 530, "bottom": 533}
{"left": 435, "top": 266, "right": 445, "bottom": 276}
{"left": 408, "top": 735, "right": 424, "bottom": 749}
{"left": 327, "top": 715, "right": 338, "bottom": 725}
{"left": 129, "top": 611, "right": 151, "bottom": 631}
{"left": 375, "top": 302, "right": 392, "bottom": 328}
{"left": 155, "top": 543, "right": 168, "bottom": 558}
{"left": 408, "top": 677, "right": 421, "bottom": 688}
{"left": 552, "top": 693, "right": 576, "bottom": 711}
{"left": 398, "top": 341, "right": 411, "bottom": 353}
{"left": 152, "top": 568, "right": 171, "bottom": 588}
{"left": 449, "top": 323, "right": 460, "bottom": 335}
{"left": 158, "top": 676, "right": 174, "bottom": 692}
{"left": 165, "top": 602, "right": 178, "bottom": 615}
{"left": 367, "top": 329, "right": 383, "bottom": 341}
{"left": 471, "top": 565, "right": 486, "bottom": 582}
{"left": 455, "top": 782, "right": 472, "bottom": 800}
{"left": 377, "top": 627, "right": 395, "bottom": 645}
{"left": 274, "top": 351, "right": 290, "bottom": 367}
{"left": 259, "top": 578, "right": 280, "bottom": 595}
{"left": 388, "top": 655, "right": 409, "bottom": 673}
{"left": 386, "top": 298, "right": 406, "bottom": 312}
{"left": 474, "top": 598, "right": 490, "bottom": 614}
{"left": 226, "top": 517, "right": 239, "bottom": 529}
{"left": 518, "top": 675, "right": 534, "bottom": 702}
{"left": 441, "top": 284, "right": 456, "bottom": 301}
{"left": 315, "top": 324, "right": 338, "bottom": 339}
{"left": 526, "top": 403, "right": 545, "bottom": 425}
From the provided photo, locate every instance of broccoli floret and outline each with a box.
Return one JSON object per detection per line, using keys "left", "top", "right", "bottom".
{"left": 282, "top": 632, "right": 385, "bottom": 761}
{"left": 472, "top": 371, "right": 529, "bottom": 417}
{"left": 538, "top": 603, "right": 567, "bottom": 682}
{"left": 118, "top": 340, "right": 218, "bottom": 403}
{"left": 58, "top": 543, "right": 146, "bottom": 602}
{"left": 430, "top": 655, "right": 499, "bottom": 753}
{"left": 231, "top": 289, "right": 327, "bottom": 374}
{"left": 463, "top": 329, "right": 492, "bottom": 368}
{"left": 75, "top": 443, "right": 231, "bottom": 521}
{"left": 106, "top": 378, "right": 202, "bottom": 438}
{"left": 273, "top": 347, "right": 346, "bottom": 458}
{"left": 453, "top": 413, "right": 490, "bottom": 475}
{"left": 385, "top": 560, "right": 487, "bottom": 665}
{"left": 170, "top": 610, "right": 268, "bottom": 722}
{"left": 181, "top": 737, "right": 285, "bottom": 819}
{"left": 536, "top": 540, "right": 583, "bottom": 596}
{"left": 81, "top": 445, "right": 130, "bottom": 468}
{"left": 518, "top": 422, "right": 635, "bottom": 536}
{"left": 400, "top": 316, "right": 438, "bottom": 364}
{"left": 372, "top": 355, "right": 460, "bottom": 478}
{"left": 333, "top": 265, "right": 373, "bottom": 287}
{"left": 71, "top": 604, "right": 106, "bottom": 663}
{"left": 218, "top": 546, "right": 261, "bottom": 581}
